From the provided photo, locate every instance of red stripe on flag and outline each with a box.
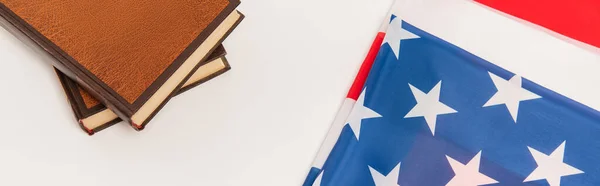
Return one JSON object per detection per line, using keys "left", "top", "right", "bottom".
{"left": 476, "top": 0, "right": 600, "bottom": 49}
{"left": 346, "top": 32, "right": 386, "bottom": 100}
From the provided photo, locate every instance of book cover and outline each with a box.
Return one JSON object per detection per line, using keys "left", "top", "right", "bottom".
{"left": 0, "top": 0, "right": 243, "bottom": 130}
{"left": 57, "top": 46, "right": 230, "bottom": 135}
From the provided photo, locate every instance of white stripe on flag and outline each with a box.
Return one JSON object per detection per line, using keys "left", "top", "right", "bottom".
{"left": 311, "top": 98, "right": 356, "bottom": 168}
{"left": 310, "top": 0, "right": 400, "bottom": 169}
{"left": 377, "top": 0, "right": 401, "bottom": 33}
{"left": 395, "top": 0, "right": 600, "bottom": 113}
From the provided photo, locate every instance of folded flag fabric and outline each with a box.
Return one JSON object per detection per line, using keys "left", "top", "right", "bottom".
{"left": 305, "top": 0, "right": 600, "bottom": 185}
{"left": 307, "top": 3, "right": 395, "bottom": 178}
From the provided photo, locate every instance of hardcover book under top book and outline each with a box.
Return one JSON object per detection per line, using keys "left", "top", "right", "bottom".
{"left": 0, "top": 0, "right": 243, "bottom": 129}
{"left": 57, "top": 45, "right": 231, "bottom": 135}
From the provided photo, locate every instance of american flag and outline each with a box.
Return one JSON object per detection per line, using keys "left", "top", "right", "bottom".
{"left": 304, "top": 0, "right": 600, "bottom": 185}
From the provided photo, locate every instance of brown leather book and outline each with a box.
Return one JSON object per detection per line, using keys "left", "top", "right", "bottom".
{"left": 0, "top": 0, "right": 243, "bottom": 130}
{"left": 57, "top": 46, "right": 230, "bottom": 135}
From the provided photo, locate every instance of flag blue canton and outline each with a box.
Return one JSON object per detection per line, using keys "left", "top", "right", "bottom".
{"left": 305, "top": 18, "right": 600, "bottom": 186}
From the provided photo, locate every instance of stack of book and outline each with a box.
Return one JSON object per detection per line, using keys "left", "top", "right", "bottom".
{"left": 0, "top": 0, "right": 244, "bottom": 135}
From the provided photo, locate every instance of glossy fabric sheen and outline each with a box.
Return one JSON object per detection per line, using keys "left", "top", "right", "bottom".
{"left": 0, "top": 0, "right": 229, "bottom": 103}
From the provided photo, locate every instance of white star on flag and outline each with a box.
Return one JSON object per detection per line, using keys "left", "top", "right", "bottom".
{"left": 346, "top": 87, "right": 382, "bottom": 140}
{"left": 312, "top": 170, "right": 323, "bottom": 186}
{"left": 405, "top": 81, "right": 457, "bottom": 135}
{"left": 382, "top": 18, "right": 420, "bottom": 59}
{"left": 525, "top": 141, "right": 584, "bottom": 186}
{"left": 445, "top": 151, "right": 498, "bottom": 186}
{"left": 368, "top": 162, "right": 401, "bottom": 186}
{"left": 483, "top": 72, "right": 541, "bottom": 123}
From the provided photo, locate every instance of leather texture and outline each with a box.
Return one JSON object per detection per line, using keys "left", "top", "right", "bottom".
{"left": 0, "top": 0, "right": 229, "bottom": 103}
{"left": 78, "top": 45, "right": 227, "bottom": 109}
{"left": 79, "top": 86, "right": 100, "bottom": 109}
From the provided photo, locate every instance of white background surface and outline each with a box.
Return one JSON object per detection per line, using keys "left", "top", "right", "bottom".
{"left": 0, "top": 0, "right": 393, "bottom": 185}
